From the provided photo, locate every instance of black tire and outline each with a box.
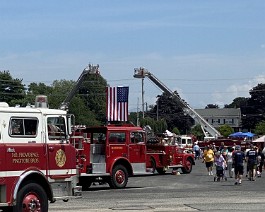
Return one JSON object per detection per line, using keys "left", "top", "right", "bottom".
{"left": 14, "top": 183, "right": 48, "bottom": 212}
{"left": 181, "top": 158, "right": 193, "bottom": 174}
{"left": 109, "top": 164, "right": 128, "bottom": 189}
{"left": 156, "top": 167, "right": 166, "bottom": 175}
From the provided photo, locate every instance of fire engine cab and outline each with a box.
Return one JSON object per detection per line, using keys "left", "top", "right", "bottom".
{"left": 0, "top": 96, "right": 81, "bottom": 211}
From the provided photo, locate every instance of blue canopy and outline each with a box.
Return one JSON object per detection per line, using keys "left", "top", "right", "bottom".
{"left": 229, "top": 132, "right": 255, "bottom": 138}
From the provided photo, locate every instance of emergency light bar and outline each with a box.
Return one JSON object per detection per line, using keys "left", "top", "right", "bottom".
{"left": 35, "top": 95, "right": 48, "bottom": 108}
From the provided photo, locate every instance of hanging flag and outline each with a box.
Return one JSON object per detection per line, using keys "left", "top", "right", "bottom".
{"left": 106, "top": 86, "right": 129, "bottom": 122}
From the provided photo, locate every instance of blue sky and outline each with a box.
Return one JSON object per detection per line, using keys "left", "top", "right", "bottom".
{"left": 1, "top": 0, "right": 265, "bottom": 111}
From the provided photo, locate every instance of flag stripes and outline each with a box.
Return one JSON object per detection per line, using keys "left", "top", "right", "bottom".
{"left": 106, "top": 86, "right": 129, "bottom": 122}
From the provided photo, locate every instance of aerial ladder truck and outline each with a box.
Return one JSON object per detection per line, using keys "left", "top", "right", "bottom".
{"left": 133, "top": 67, "right": 222, "bottom": 140}
{"left": 60, "top": 64, "right": 100, "bottom": 111}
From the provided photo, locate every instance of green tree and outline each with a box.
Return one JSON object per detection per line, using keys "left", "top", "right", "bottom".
{"left": 79, "top": 74, "right": 107, "bottom": 124}
{"left": 254, "top": 121, "right": 265, "bottom": 135}
{"left": 218, "top": 124, "right": 234, "bottom": 138}
{"left": 172, "top": 127, "right": 180, "bottom": 135}
{"left": 139, "top": 117, "right": 167, "bottom": 133}
{"left": 191, "top": 124, "right": 204, "bottom": 141}
{"left": 25, "top": 82, "right": 54, "bottom": 106}
{"left": 241, "top": 83, "right": 265, "bottom": 131}
{"left": 0, "top": 70, "right": 26, "bottom": 105}
{"left": 224, "top": 97, "right": 248, "bottom": 108}
{"left": 146, "top": 93, "right": 193, "bottom": 133}
{"left": 70, "top": 97, "right": 101, "bottom": 126}
{"left": 49, "top": 80, "right": 75, "bottom": 109}
{"left": 50, "top": 77, "right": 106, "bottom": 126}
{"left": 205, "top": 104, "right": 219, "bottom": 109}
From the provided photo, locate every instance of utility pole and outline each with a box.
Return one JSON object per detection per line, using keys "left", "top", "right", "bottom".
{"left": 142, "top": 78, "right": 145, "bottom": 118}
{"left": 133, "top": 67, "right": 146, "bottom": 119}
{"left": 156, "top": 98, "right": 159, "bottom": 121}
{"left": 136, "top": 97, "right": 140, "bottom": 126}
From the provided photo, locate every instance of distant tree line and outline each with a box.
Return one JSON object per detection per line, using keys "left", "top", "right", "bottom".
{"left": 0, "top": 70, "right": 107, "bottom": 126}
{"left": 1, "top": 70, "right": 265, "bottom": 137}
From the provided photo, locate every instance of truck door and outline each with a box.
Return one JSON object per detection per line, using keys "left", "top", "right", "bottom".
{"left": 128, "top": 131, "right": 146, "bottom": 173}
{"left": 107, "top": 131, "right": 127, "bottom": 160}
{"left": 46, "top": 116, "right": 76, "bottom": 179}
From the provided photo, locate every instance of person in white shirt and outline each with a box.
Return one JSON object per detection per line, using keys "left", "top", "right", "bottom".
{"left": 226, "top": 147, "right": 234, "bottom": 178}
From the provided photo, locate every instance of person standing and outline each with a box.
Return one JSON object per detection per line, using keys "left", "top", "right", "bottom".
{"left": 246, "top": 144, "right": 258, "bottom": 181}
{"left": 257, "top": 147, "right": 265, "bottom": 177}
{"left": 193, "top": 143, "right": 201, "bottom": 160}
{"left": 203, "top": 146, "right": 215, "bottom": 175}
{"left": 226, "top": 147, "right": 234, "bottom": 178}
{"left": 233, "top": 145, "right": 245, "bottom": 185}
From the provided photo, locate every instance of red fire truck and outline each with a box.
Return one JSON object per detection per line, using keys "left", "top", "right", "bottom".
{"left": 56, "top": 64, "right": 194, "bottom": 190}
{"left": 71, "top": 123, "right": 195, "bottom": 189}
{"left": 0, "top": 95, "right": 81, "bottom": 211}
{"left": 145, "top": 136, "right": 195, "bottom": 175}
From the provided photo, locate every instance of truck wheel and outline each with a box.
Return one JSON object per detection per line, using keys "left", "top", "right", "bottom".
{"left": 14, "top": 183, "right": 48, "bottom": 212}
{"left": 181, "top": 158, "right": 193, "bottom": 174}
{"left": 156, "top": 168, "right": 166, "bottom": 175}
{"left": 109, "top": 164, "right": 128, "bottom": 189}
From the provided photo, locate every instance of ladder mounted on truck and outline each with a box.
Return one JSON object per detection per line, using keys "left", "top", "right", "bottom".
{"left": 133, "top": 67, "right": 221, "bottom": 139}
{"left": 60, "top": 64, "right": 100, "bottom": 111}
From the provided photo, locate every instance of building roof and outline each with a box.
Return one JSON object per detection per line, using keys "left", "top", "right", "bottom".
{"left": 195, "top": 108, "right": 241, "bottom": 118}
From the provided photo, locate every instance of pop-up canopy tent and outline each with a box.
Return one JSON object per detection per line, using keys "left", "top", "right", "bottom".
{"left": 229, "top": 132, "right": 255, "bottom": 138}
{"left": 252, "top": 135, "right": 265, "bottom": 143}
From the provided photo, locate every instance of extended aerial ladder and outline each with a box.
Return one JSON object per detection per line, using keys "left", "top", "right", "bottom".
{"left": 60, "top": 64, "right": 100, "bottom": 111}
{"left": 133, "top": 67, "right": 221, "bottom": 139}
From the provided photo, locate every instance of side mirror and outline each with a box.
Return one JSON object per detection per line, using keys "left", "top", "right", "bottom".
{"left": 67, "top": 114, "right": 75, "bottom": 135}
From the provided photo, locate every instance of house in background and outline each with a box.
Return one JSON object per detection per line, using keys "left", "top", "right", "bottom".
{"left": 195, "top": 108, "right": 242, "bottom": 132}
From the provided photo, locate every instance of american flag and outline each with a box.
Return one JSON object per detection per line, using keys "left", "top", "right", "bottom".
{"left": 106, "top": 86, "right": 129, "bottom": 122}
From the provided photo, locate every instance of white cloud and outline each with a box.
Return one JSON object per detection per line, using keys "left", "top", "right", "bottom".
{"left": 211, "top": 74, "right": 265, "bottom": 107}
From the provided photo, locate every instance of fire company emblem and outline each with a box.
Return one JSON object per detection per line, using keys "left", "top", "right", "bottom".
{"left": 55, "top": 149, "right": 66, "bottom": 167}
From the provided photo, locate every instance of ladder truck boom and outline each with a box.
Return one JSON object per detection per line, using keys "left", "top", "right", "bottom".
{"left": 133, "top": 67, "right": 221, "bottom": 138}
{"left": 60, "top": 64, "right": 100, "bottom": 110}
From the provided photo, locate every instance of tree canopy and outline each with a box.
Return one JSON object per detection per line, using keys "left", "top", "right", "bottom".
{"left": 0, "top": 70, "right": 26, "bottom": 106}
{"left": 145, "top": 93, "right": 193, "bottom": 133}
{"left": 1, "top": 69, "right": 265, "bottom": 135}
{"left": 0, "top": 69, "right": 107, "bottom": 126}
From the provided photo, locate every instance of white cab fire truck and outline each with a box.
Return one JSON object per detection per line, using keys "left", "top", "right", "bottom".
{"left": 0, "top": 95, "right": 81, "bottom": 211}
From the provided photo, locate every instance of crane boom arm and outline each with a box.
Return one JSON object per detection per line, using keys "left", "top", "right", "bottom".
{"left": 60, "top": 64, "right": 100, "bottom": 110}
{"left": 133, "top": 67, "right": 221, "bottom": 138}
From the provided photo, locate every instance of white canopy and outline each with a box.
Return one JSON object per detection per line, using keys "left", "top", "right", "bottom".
{"left": 165, "top": 130, "right": 173, "bottom": 137}
{"left": 252, "top": 135, "right": 265, "bottom": 143}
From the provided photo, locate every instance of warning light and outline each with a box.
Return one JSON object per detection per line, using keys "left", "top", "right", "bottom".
{"left": 35, "top": 95, "right": 48, "bottom": 108}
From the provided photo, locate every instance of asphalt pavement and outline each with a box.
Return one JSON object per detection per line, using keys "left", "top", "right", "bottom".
{"left": 49, "top": 159, "right": 265, "bottom": 211}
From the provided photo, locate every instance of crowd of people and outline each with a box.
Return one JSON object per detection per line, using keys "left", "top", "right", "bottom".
{"left": 193, "top": 142, "right": 265, "bottom": 185}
